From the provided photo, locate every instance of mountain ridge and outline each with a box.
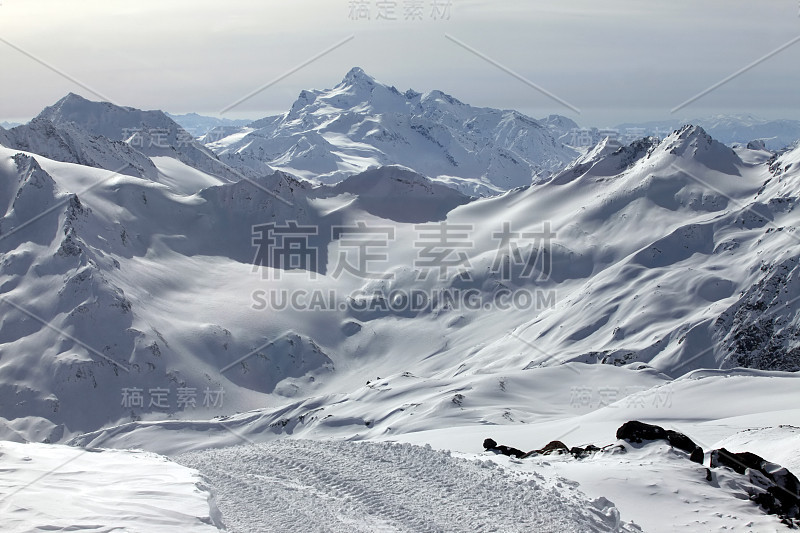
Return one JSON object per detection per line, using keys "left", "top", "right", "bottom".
{"left": 208, "top": 68, "right": 579, "bottom": 195}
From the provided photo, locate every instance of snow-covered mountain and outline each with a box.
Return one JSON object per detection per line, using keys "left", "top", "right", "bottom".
{"left": 2, "top": 116, "right": 799, "bottom": 443}
{"left": 557, "top": 114, "right": 800, "bottom": 151}
{"left": 208, "top": 68, "right": 579, "bottom": 195}
{"left": 166, "top": 112, "right": 252, "bottom": 138}
{"left": 34, "top": 93, "right": 245, "bottom": 184}
{"left": 696, "top": 114, "right": 800, "bottom": 150}
{"left": 3, "top": 116, "right": 160, "bottom": 180}
{"left": 3, "top": 92, "right": 800, "bottom": 531}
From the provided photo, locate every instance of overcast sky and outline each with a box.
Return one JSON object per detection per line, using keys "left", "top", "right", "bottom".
{"left": 0, "top": 0, "right": 798, "bottom": 126}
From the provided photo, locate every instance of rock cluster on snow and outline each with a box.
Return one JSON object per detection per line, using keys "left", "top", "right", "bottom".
{"left": 486, "top": 420, "right": 800, "bottom": 525}
{"left": 711, "top": 447, "right": 800, "bottom": 522}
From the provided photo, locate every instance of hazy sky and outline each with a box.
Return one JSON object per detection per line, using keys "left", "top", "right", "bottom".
{"left": 0, "top": 0, "right": 798, "bottom": 126}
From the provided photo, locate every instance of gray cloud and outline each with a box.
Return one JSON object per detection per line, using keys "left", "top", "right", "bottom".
{"left": 0, "top": 0, "right": 798, "bottom": 125}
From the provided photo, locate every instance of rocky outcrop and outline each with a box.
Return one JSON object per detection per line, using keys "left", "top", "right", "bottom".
{"left": 527, "top": 440, "right": 570, "bottom": 457}
{"left": 711, "top": 448, "right": 800, "bottom": 519}
{"left": 615, "top": 421, "right": 704, "bottom": 463}
{"left": 714, "top": 258, "right": 800, "bottom": 372}
{"left": 483, "top": 424, "right": 800, "bottom": 524}
{"left": 482, "top": 438, "right": 526, "bottom": 459}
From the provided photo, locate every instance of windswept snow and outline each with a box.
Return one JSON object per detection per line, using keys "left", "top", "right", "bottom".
{"left": 177, "top": 439, "right": 635, "bottom": 533}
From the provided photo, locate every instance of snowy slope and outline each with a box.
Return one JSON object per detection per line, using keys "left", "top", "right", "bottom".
{"left": 0, "top": 441, "right": 223, "bottom": 532}
{"left": 209, "top": 68, "right": 579, "bottom": 195}
{"left": 72, "top": 365, "right": 800, "bottom": 531}
{"left": 0, "top": 94, "right": 255, "bottom": 196}
{"left": 4, "top": 117, "right": 159, "bottom": 180}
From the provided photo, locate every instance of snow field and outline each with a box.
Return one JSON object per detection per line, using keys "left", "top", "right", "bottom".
{"left": 0, "top": 441, "right": 223, "bottom": 532}
{"left": 177, "top": 439, "right": 636, "bottom": 533}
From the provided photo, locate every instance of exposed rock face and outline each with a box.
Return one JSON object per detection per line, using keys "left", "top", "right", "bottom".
{"left": 689, "top": 447, "right": 705, "bottom": 465}
{"left": 711, "top": 448, "right": 800, "bottom": 519}
{"left": 715, "top": 258, "right": 800, "bottom": 372}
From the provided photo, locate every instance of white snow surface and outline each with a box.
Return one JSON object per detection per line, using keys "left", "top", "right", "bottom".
{"left": 71, "top": 365, "right": 800, "bottom": 532}
{"left": 484, "top": 442, "right": 788, "bottom": 533}
{"left": 176, "top": 439, "right": 634, "bottom": 533}
{"left": 0, "top": 441, "right": 222, "bottom": 532}
{"left": 2, "top": 123, "right": 800, "bottom": 444}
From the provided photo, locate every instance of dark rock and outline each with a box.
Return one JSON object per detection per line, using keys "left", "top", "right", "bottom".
{"left": 525, "top": 440, "right": 571, "bottom": 458}
{"left": 483, "top": 438, "right": 525, "bottom": 459}
{"left": 538, "top": 440, "right": 569, "bottom": 455}
{"left": 711, "top": 448, "right": 800, "bottom": 519}
{"left": 616, "top": 420, "right": 667, "bottom": 443}
{"left": 570, "top": 444, "right": 601, "bottom": 459}
{"left": 689, "top": 446, "right": 705, "bottom": 465}
{"left": 497, "top": 445, "right": 526, "bottom": 459}
{"left": 665, "top": 430, "right": 700, "bottom": 455}
{"left": 710, "top": 448, "right": 763, "bottom": 475}
{"left": 617, "top": 421, "right": 702, "bottom": 457}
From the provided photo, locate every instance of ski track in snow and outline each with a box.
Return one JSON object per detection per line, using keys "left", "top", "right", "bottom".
{"left": 177, "top": 439, "right": 630, "bottom": 533}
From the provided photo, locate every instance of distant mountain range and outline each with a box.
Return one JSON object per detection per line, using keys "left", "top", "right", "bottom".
{"left": 165, "top": 113, "right": 252, "bottom": 138}
{"left": 542, "top": 113, "right": 800, "bottom": 152}
{"left": 202, "top": 67, "right": 580, "bottom": 195}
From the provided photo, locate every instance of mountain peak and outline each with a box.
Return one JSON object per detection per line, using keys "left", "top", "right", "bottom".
{"left": 59, "top": 92, "right": 92, "bottom": 104}
{"left": 663, "top": 125, "right": 721, "bottom": 154}
{"left": 674, "top": 124, "right": 711, "bottom": 141}
{"left": 342, "top": 67, "right": 377, "bottom": 86}
{"left": 658, "top": 124, "right": 743, "bottom": 173}
{"left": 47, "top": 92, "right": 117, "bottom": 116}
{"left": 421, "top": 89, "right": 465, "bottom": 108}
{"left": 37, "top": 92, "right": 128, "bottom": 127}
